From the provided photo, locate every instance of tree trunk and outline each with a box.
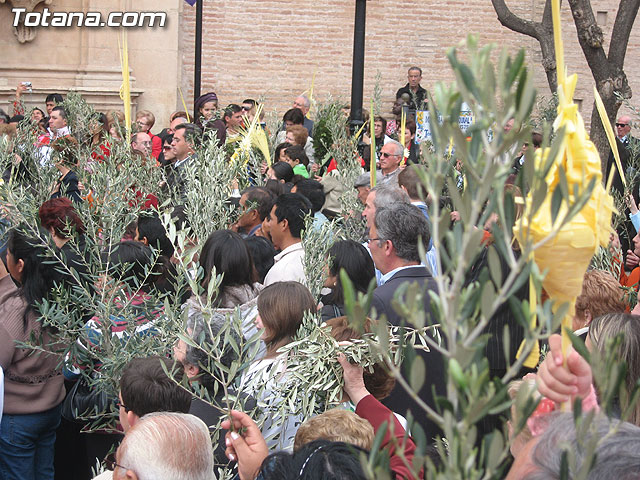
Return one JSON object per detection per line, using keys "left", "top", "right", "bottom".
{"left": 567, "top": 0, "right": 637, "bottom": 172}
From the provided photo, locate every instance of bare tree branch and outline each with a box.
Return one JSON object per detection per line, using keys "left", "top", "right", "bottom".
{"left": 491, "top": 0, "right": 541, "bottom": 38}
{"left": 609, "top": 0, "right": 640, "bottom": 68}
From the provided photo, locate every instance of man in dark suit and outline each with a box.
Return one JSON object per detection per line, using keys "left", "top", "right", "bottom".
{"left": 608, "top": 115, "right": 640, "bottom": 264}
{"left": 368, "top": 203, "right": 445, "bottom": 444}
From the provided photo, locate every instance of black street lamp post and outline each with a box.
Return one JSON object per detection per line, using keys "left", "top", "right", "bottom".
{"left": 349, "top": 0, "right": 367, "bottom": 135}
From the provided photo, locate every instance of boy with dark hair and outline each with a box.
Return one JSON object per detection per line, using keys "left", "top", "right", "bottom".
{"left": 118, "top": 356, "right": 191, "bottom": 432}
{"left": 284, "top": 145, "right": 310, "bottom": 178}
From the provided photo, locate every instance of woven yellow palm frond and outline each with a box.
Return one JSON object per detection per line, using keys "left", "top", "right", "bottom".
{"left": 514, "top": 0, "right": 615, "bottom": 366}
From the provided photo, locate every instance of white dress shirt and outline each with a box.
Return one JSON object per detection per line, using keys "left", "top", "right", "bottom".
{"left": 263, "top": 242, "right": 306, "bottom": 286}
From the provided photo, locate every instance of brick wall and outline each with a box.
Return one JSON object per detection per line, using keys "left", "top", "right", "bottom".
{"left": 178, "top": 0, "right": 640, "bottom": 126}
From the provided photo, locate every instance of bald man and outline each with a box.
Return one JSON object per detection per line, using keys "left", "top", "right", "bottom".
{"left": 608, "top": 114, "right": 640, "bottom": 267}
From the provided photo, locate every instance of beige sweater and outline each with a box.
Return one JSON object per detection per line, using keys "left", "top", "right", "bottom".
{"left": 0, "top": 274, "right": 65, "bottom": 414}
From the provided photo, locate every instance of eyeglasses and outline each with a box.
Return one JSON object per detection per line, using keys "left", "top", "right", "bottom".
{"left": 616, "top": 123, "right": 629, "bottom": 127}
{"left": 242, "top": 106, "right": 252, "bottom": 111}
{"left": 116, "top": 398, "right": 130, "bottom": 412}
{"left": 104, "top": 452, "right": 128, "bottom": 472}
{"left": 380, "top": 152, "right": 400, "bottom": 158}
{"left": 367, "top": 237, "right": 381, "bottom": 244}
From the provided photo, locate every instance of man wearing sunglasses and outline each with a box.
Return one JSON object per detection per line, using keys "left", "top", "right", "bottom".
{"left": 378, "top": 140, "right": 404, "bottom": 185}
{"left": 608, "top": 114, "right": 640, "bottom": 268}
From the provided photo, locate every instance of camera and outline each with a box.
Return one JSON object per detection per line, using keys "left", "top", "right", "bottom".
{"left": 21, "top": 82, "right": 32, "bottom": 93}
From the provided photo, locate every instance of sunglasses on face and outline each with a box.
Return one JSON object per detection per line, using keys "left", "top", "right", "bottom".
{"left": 381, "top": 152, "right": 400, "bottom": 158}
{"left": 616, "top": 123, "right": 629, "bottom": 127}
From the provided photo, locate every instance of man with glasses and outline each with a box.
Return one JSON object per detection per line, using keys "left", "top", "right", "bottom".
{"left": 367, "top": 202, "right": 444, "bottom": 443}
{"left": 378, "top": 140, "right": 404, "bottom": 185}
{"left": 608, "top": 115, "right": 640, "bottom": 265}
{"left": 135, "top": 110, "right": 162, "bottom": 159}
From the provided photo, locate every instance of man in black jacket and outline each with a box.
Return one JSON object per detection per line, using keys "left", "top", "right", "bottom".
{"left": 396, "top": 66, "right": 427, "bottom": 110}
{"left": 368, "top": 203, "right": 445, "bottom": 444}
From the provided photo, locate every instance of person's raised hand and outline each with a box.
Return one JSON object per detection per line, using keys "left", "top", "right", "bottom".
{"left": 337, "top": 353, "right": 369, "bottom": 406}
{"left": 221, "top": 410, "right": 269, "bottom": 480}
{"left": 537, "top": 334, "right": 592, "bottom": 405}
{"left": 15, "top": 83, "right": 28, "bottom": 99}
{"left": 626, "top": 250, "right": 640, "bottom": 270}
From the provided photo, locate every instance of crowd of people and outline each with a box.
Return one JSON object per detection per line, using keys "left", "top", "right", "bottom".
{"left": 0, "top": 65, "right": 640, "bottom": 480}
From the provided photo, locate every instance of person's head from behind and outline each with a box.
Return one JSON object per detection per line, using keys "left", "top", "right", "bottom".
{"left": 45, "top": 93, "right": 64, "bottom": 115}
{"left": 292, "top": 179, "right": 324, "bottom": 214}
{"left": 106, "top": 241, "right": 157, "bottom": 293}
{"left": 398, "top": 164, "right": 428, "bottom": 202}
{"left": 294, "top": 409, "right": 374, "bottom": 452}
{"left": 118, "top": 356, "right": 191, "bottom": 432}
{"left": 285, "top": 125, "right": 308, "bottom": 147}
{"left": 173, "top": 311, "right": 239, "bottom": 391}
{"left": 171, "top": 123, "right": 201, "bottom": 161}
{"left": 256, "top": 281, "right": 316, "bottom": 354}
{"left": 135, "top": 213, "right": 174, "bottom": 260}
{"left": 114, "top": 412, "right": 213, "bottom": 480}
{"left": 507, "top": 412, "right": 640, "bottom": 480}
{"left": 574, "top": 270, "right": 627, "bottom": 331}
{"left": 587, "top": 312, "right": 640, "bottom": 425}
{"left": 264, "top": 193, "right": 311, "bottom": 249}
{"left": 362, "top": 184, "right": 410, "bottom": 229}
{"left": 237, "top": 187, "right": 275, "bottom": 233}
{"left": 324, "top": 240, "right": 375, "bottom": 304}
{"left": 38, "top": 197, "right": 85, "bottom": 245}
{"left": 369, "top": 203, "right": 430, "bottom": 274}
{"left": 244, "top": 236, "right": 276, "bottom": 284}
{"left": 325, "top": 316, "right": 395, "bottom": 400}
{"left": 199, "top": 230, "right": 256, "bottom": 299}
{"left": 282, "top": 108, "right": 304, "bottom": 128}
{"left": 268, "top": 161, "right": 294, "bottom": 184}
{"left": 263, "top": 439, "right": 368, "bottom": 480}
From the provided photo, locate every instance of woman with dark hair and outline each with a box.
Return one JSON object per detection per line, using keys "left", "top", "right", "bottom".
{"left": 89, "top": 112, "right": 111, "bottom": 161}
{"left": 0, "top": 227, "right": 65, "bottom": 479}
{"left": 244, "top": 236, "right": 276, "bottom": 284}
{"left": 267, "top": 161, "right": 294, "bottom": 184}
{"left": 186, "top": 230, "right": 263, "bottom": 340}
{"left": 320, "top": 240, "right": 376, "bottom": 322}
{"left": 273, "top": 142, "right": 292, "bottom": 164}
{"left": 197, "top": 230, "right": 262, "bottom": 307}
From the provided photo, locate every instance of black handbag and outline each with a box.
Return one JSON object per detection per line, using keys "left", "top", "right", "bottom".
{"left": 61, "top": 375, "right": 114, "bottom": 423}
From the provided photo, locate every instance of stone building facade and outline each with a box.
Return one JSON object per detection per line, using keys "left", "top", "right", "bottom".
{"left": 1, "top": 0, "right": 639, "bottom": 127}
